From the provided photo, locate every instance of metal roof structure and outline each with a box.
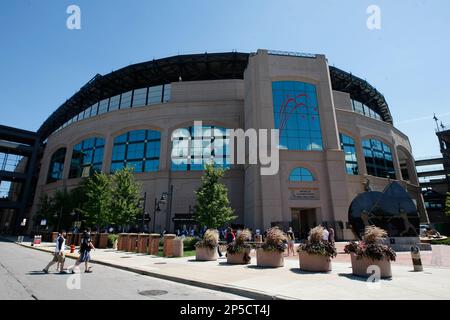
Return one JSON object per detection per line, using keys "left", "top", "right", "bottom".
{"left": 37, "top": 52, "right": 393, "bottom": 140}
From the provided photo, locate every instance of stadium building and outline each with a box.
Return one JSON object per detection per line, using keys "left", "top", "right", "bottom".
{"left": 0, "top": 49, "right": 429, "bottom": 239}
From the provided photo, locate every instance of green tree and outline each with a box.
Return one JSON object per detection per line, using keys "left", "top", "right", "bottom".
{"left": 35, "top": 193, "right": 54, "bottom": 228}
{"left": 80, "top": 172, "right": 112, "bottom": 228}
{"left": 194, "top": 164, "right": 236, "bottom": 229}
{"left": 110, "top": 167, "right": 142, "bottom": 228}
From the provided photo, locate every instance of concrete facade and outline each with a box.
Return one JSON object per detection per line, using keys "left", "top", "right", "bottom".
{"left": 28, "top": 50, "right": 426, "bottom": 240}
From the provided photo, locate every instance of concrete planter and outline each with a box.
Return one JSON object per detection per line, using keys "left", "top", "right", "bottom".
{"left": 256, "top": 249, "right": 284, "bottom": 267}
{"left": 227, "top": 249, "right": 251, "bottom": 265}
{"left": 298, "top": 250, "right": 332, "bottom": 272}
{"left": 350, "top": 253, "right": 392, "bottom": 278}
{"left": 195, "top": 246, "right": 218, "bottom": 261}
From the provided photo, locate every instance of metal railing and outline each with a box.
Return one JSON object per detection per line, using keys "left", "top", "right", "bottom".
{"left": 267, "top": 50, "right": 316, "bottom": 59}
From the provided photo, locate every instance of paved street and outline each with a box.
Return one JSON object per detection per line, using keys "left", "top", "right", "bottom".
{"left": 0, "top": 241, "right": 248, "bottom": 300}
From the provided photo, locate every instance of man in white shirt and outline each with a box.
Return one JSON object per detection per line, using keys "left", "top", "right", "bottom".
{"left": 322, "top": 227, "right": 330, "bottom": 242}
{"left": 42, "top": 231, "right": 66, "bottom": 274}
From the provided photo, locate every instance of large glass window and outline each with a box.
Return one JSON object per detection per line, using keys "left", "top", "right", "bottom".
{"left": 351, "top": 99, "right": 382, "bottom": 121}
{"left": 0, "top": 152, "right": 25, "bottom": 173}
{"left": 289, "top": 167, "right": 315, "bottom": 182}
{"left": 111, "top": 130, "right": 161, "bottom": 173}
{"left": 53, "top": 84, "right": 171, "bottom": 133}
{"left": 47, "top": 148, "right": 66, "bottom": 183}
{"left": 339, "top": 133, "right": 359, "bottom": 175}
{"left": 69, "top": 137, "right": 105, "bottom": 178}
{"left": 272, "top": 81, "right": 323, "bottom": 151}
{"left": 362, "top": 138, "right": 396, "bottom": 179}
{"left": 171, "top": 125, "right": 230, "bottom": 171}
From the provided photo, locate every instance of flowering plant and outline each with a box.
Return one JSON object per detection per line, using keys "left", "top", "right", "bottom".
{"left": 226, "top": 229, "right": 252, "bottom": 255}
{"left": 344, "top": 226, "right": 396, "bottom": 261}
{"left": 261, "top": 227, "right": 287, "bottom": 253}
{"left": 195, "top": 229, "right": 218, "bottom": 249}
{"left": 297, "top": 226, "right": 337, "bottom": 258}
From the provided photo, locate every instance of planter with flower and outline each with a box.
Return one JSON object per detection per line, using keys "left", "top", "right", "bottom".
{"left": 227, "top": 229, "right": 252, "bottom": 264}
{"left": 256, "top": 227, "right": 287, "bottom": 267}
{"left": 297, "top": 226, "right": 337, "bottom": 272}
{"left": 344, "top": 226, "right": 396, "bottom": 278}
{"left": 195, "top": 229, "right": 219, "bottom": 261}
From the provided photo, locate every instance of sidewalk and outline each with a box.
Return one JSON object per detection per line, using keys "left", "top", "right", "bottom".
{"left": 15, "top": 240, "right": 450, "bottom": 300}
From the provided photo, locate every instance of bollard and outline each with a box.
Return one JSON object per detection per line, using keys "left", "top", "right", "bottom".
{"left": 163, "top": 234, "right": 176, "bottom": 257}
{"left": 148, "top": 234, "right": 160, "bottom": 255}
{"left": 172, "top": 238, "right": 184, "bottom": 257}
{"left": 127, "top": 233, "right": 138, "bottom": 252}
{"left": 137, "top": 234, "right": 149, "bottom": 254}
{"left": 411, "top": 246, "right": 423, "bottom": 272}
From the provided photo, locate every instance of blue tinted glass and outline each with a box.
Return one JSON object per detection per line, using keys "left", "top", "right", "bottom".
{"left": 272, "top": 81, "right": 322, "bottom": 151}
{"left": 128, "top": 130, "right": 146, "bottom": 142}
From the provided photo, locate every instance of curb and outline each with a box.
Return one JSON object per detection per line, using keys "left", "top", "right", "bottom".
{"left": 17, "top": 242, "right": 289, "bottom": 300}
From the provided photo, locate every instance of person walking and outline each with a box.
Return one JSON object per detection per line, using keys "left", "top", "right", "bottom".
{"left": 322, "top": 224, "right": 330, "bottom": 242}
{"left": 68, "top": 229, "right": 95, "bottom": 273}
{"left": 42, "top": 231, "right": 66, "bottom": 274}
{"left": 327, "top": 226, "right": 335, "bottom": 244}
{"left": 286, "top": 227, "right": 296, "bottom": 256}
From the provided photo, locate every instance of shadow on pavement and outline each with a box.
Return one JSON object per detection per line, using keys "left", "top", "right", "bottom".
{"left": 289, "top": 268, "right": 332, "bottom": 275}
{"left": 337, "top": 272, "right": 393, "bottom": 282}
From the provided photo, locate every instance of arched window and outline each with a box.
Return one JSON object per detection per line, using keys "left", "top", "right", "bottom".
{"left": 289, "top": 167, "right": 315, "bottom": 182}
{"left": 272, "top": 81, "right": 322, "bottom": 151}
{"left": 362, "top": 138, "right": 396, "bottom": 179}
{"left": 111, "top": 130, "right": 161, "bottom": 173}
{"left": 69, "top": 137, "right": 105, "bottom": 178}
{"left": 339, "top": 133, "right": 359, "bottom": 175}
{"left": 47, "top": 148, "right": 66, "bottom": 183}
{"left": 171, "top": 125, "right": 230, "bottom": 171}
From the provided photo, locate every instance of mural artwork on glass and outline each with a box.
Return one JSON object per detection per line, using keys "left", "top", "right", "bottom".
{"left": 272, "top": 81, "right": 323, "bottom": 151}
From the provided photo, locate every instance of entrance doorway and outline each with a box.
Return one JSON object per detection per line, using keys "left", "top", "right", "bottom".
{"left": 291, "top": 208, "right": 317, "bottom": 240}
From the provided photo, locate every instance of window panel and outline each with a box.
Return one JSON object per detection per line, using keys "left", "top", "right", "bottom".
{"left": 339, "top": 133, "right": 359, "bottom": 175}
{"left": 47, "top": 148, "right": 66, "bottom": 183}
{"left": 171, "top": 125, "right": 230, "bottom": 171}
{"left": 362, "top": 138, "right": 395, "bottom": 179}
{"left": 132, "top": 88, "right": 147, "bottom": 107}
{"left": 109, "top": 94, "right": 120, "bottom": 111}
{"left": 69, "top": 137, "right": 104, "bottom": 179}
{"left": 98, "top": 98, "right": 109, "bottom": 115}
{"left": 163, "top": 84, "right": 171, "bottom": 102}
{"left": 111, "top": 130, "right": 161, "bottom": 173}
{"left": 289, "top": 167, "right": 315, "bottom": 182}
{"left": 120, "top": 91, "right": 132, "bottom": 109}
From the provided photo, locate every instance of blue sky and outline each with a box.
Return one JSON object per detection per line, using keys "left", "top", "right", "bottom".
{"left": 0, "top": 0, "right": 449, "bottom": 158}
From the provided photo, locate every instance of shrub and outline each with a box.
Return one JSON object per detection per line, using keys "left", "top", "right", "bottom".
{"left": 344, "top": 226, "right": 396, "bottom": 261}
{"left": 227, "top": 229, "right": 252, "bottom": 255}
{"left": 297, "top": 226, "right": 337, "bottom": 258}
{"left": 195, "top": 229, "right": 219, "bottom": 249}
{"left": 107, "top": 234, "right": 119, "bottom": 248}
{"left": 261, "top": 227, "right": 287, "bottom": 253}
{"left": 183, "top": 237, "right": 199, "bottom": 250}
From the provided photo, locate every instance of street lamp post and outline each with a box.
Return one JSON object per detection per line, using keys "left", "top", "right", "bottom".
{"left": 152, "top": 197, "right": 161, "bottom": 233}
